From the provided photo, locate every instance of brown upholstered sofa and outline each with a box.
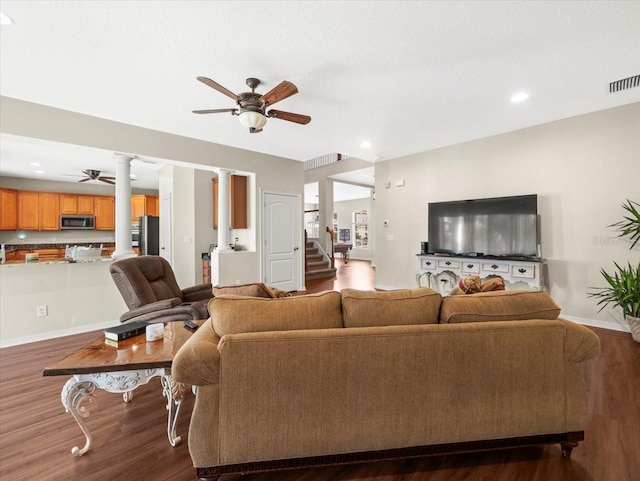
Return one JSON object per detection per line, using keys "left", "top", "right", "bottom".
{"left": 172, "top": 288, "right": 601, "bottom": 480}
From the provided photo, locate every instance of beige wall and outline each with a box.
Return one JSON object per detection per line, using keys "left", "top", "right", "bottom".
{"left": 333, "top": 197, "right": 373, "bottom": 261}
{"left": 0, "top": 97, "right": 303, "bottom": 344}
{"left": 374, "top": 102, "right": 640, "bottom": 330}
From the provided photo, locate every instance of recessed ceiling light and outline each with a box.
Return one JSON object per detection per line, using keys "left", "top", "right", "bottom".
{"left": 1, "top": 12, "right": 14, "bottom": 25}
{"left": 510, "top": 92, "right": 530, "bottom": 103}
{"left": 34, "top": 169, "right": 45, "bottom": 174}
{"left": 361, "top": 141, "right": 371, "bottom": 149}
{"left": 29, "top": 162, "right": 41, "bottom": 167}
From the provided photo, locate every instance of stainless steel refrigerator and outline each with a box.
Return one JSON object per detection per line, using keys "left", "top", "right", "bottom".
{"left": 139, "top": 215, "right": 159, "bottom": 255}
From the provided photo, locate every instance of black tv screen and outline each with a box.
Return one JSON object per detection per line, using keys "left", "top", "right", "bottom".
{"left": 427, "top": 194, "right": 538, "bottom": 258}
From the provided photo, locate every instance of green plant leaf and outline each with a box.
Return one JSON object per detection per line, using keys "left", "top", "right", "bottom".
{"left": 588, "top": 261, "right": 640, "bottom": 318}
{"left": 609, "top": 199, "right": 640, "bottom": 249}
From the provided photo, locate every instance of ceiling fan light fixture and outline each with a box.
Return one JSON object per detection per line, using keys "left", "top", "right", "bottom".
{"left": 238, "top": 110, "right": 267, "bottom": 129}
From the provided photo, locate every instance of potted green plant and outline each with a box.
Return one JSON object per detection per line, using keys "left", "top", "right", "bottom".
{"left": 589, "top": 262, "right": 640, "bottom": 341}
{"left": 588, "top": 199, "right": 640, "bottom": 342}
{"left": 609, "top": 199, "right": 640, "bottom": 249}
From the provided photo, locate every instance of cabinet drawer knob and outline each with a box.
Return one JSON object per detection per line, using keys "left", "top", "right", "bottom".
{"left": 467, "top": 264, "right": 474, "bottom": 269}
{"left": 491, "top": 264, "right": 499, "bottom": 269}
{"left": 445, "top": 261, "right": 451, "bottom": 266}
{"left": 425, "top": 261, "right": 431, "bottom": 266}
{"left": 518, "top": 268, "right": 527, "bottom": 273}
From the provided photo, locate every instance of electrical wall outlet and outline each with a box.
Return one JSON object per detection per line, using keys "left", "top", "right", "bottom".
{"left": 36, "top": 305, "right": 48, "bottom": 317}
{"left": 235, "top": 279, "right": 241, "bottom": 285}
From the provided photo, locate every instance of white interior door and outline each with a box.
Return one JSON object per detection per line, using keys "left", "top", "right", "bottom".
{"left": 262, "top": 191, "right": 301, "bottom": 292}
{"left": 160, "top": 193, "right": 172, "bottom": 264}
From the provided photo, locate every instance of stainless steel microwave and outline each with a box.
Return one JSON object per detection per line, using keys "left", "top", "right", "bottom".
{"left": 60, "top": 215, "right": 96, "bottom": 230}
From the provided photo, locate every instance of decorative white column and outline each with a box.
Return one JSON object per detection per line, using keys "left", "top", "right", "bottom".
{"left": 111, "top": 154, "right": 136, "bottom": 260}
{"left": 216, "top": 169, "right": 232, "bottom": 251}
{"left": 318, "top": 177, "right": 334, "bottom": 253}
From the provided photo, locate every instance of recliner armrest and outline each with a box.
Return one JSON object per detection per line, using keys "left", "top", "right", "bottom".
{"left": 182, "top": 283, "right": 214, "bottom": 302}
{"left": 119, "top": 297, "right": 184, "bottom": 322}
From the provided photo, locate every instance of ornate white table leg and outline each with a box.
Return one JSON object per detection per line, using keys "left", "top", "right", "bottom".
{"left": 61, "top": 377, "right": 96, "bottom": 456}
{"left": 160, "top": 373, "right": 186, "bottom": 446}
{"left": 60, "top": 369, "right": 164, "bottom": 456}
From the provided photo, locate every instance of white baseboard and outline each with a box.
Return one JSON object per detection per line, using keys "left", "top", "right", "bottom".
{"left": 0, "top": 320, "right": 118, "bottom": 349}
{"left": 561, "top": 315, "right": 630, "bottom": 333}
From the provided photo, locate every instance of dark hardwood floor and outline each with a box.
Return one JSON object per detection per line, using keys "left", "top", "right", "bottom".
{"left": 1, "top": 259, "right": 638, "bottom": 481}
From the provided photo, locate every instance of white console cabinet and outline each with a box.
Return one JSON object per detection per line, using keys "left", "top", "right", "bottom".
{"left": 417, "top": 255, "right": 546, "bottom": 296}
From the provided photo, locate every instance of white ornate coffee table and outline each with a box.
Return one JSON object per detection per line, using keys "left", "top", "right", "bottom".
{"left": 43, "top": 320, "right": 201, "bottom": 456}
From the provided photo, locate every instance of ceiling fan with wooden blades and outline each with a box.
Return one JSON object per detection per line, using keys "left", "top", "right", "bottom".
{"left": 78, "top": 169, "right": 116, "bottom": 185}
{"left": 193, "top": 76, "right": 311, "bottom": 133}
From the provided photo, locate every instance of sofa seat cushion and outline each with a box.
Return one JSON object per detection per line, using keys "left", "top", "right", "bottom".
{"left": 210, "top": 291, "right": 343, "bottom": 337}
{"left": 341, "top": 288, "right": 442, "bottom": 328}
{"left": 439, "top": 290, "right": 561, "bottom": 324}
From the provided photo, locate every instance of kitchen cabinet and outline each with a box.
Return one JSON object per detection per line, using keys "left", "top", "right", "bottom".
{"left": 60, "top": 194, "right": 94, "bottom": 215}
{"left": 60, "top": 194, "right": 78, "bottom": 215}
{"left": 94, "top": 196, "right": 115, "bottom": 230}
{"left": 17, "top": 191, "right": 40, "bottom": 230}
{"left": 32, "top": 248, "right": 60, "bottom": 259}
{"left": 77, "top": 195, "right": 95, "bottom": 214}
{"left": 131, "top": 195, "right": 159, "bottom": 223}
{"left": 0, "top": 188, "right": 18, "bottom": 230}
{"left": 17, "top": 191, "right": 60, "bottom": 231}
{"left": 212, "top": 175, "right": 247, "bottom": 229}
{"left": 39, "top": 192, "right": 60, "bottom": 231}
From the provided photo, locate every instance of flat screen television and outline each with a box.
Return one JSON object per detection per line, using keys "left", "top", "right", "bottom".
{"left": 427, "top": 194, "right": 538, "bottom": 259}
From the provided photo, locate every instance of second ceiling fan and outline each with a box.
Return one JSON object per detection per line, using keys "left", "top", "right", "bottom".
{"left": 193, "top": 76, "right": 311, "bottom": 133}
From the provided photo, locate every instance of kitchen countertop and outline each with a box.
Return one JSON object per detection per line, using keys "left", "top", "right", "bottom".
{"left": 3, "top": 242, "right": 115, "bottom": 253}
{"left": 1, "top": 257, "right": 113, "bottom": 267}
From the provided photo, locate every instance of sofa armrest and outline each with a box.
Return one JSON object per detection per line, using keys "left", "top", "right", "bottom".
{"left": 182, "top": 283, "right": 214, "bottom": 302}
{"left": 558, "top": 318, "right": 601, "bottom": 362}
{"left": 172, "top": 319, "right": 221, "bottom": 386}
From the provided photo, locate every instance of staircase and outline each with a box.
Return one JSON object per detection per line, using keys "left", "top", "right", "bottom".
{"left": 305, "top": 241, "right": 337, "bottom": 281}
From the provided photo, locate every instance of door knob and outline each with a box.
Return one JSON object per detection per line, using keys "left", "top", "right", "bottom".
{"left": 293, "top": 247, "right": 299, "bottom": 251}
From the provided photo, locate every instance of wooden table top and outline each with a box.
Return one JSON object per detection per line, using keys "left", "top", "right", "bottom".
{"left": 43, "top": 320, "right": 204, "bottom": 376}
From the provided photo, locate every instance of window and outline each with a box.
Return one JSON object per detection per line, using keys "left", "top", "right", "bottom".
{"left": 352, "top": 210, "right": 368, "bottom": 248}
{"left": 305, "top": 210, "right": 319, "bottom": 238}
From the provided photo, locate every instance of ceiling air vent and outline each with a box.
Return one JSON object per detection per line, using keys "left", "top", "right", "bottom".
{"left": 609, "top": 75, "right": 640, "bottom": 93}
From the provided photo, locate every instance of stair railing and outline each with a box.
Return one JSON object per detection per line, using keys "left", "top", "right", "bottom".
{"left": 326, "top": 226, "right": 335, "bottom": 269}
{"left": 304, "top": 229, "right": 308, "bottom": 272}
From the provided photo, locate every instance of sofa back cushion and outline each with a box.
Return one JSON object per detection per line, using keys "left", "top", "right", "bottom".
{"left": 210, "top": 291, "right": 343, "bottom": 337}
{"left": 341, "top": 288, "right": 442, "bottom": 328}
{"left": 439, "top": 290, "right": 561, "bottom": 324}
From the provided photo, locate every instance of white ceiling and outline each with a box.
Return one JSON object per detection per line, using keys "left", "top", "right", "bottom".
{"left": 1, "top": 1, "right": 639, "bottom": 197}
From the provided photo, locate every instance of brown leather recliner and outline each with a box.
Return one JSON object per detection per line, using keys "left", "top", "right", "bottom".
{"left": 110, "top": 255, "right": 213, "bottom": 323}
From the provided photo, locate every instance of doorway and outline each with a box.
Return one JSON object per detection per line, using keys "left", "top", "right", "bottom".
{"left": 262, "top": 191, "right": 302, "bottom": 292}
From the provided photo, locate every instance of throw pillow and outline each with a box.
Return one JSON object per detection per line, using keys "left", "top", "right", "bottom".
{"left": 480, "top": 276, "right": 505, "bottom": 292}
{"left": 341, "top": 287, "right": 442, "bottom": 328}
{"left": 449, "top": 276, "right": 482, "bottom": 296}
{"left": 212, "top": 282, "right": 275, "bottom": 299}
